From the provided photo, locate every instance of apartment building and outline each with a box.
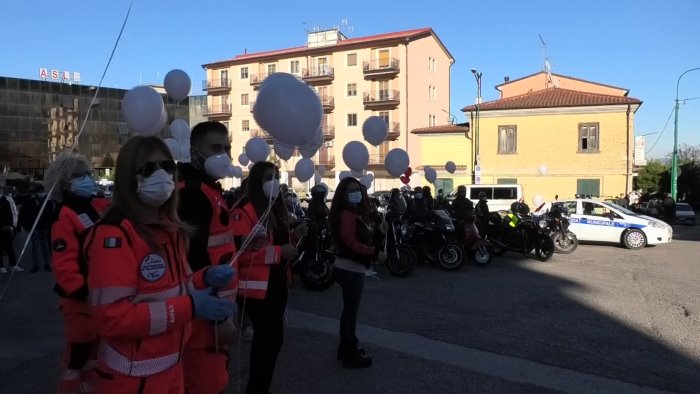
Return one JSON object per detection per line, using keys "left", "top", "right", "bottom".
{"left": 202, "top": 27, "right": 453, "bottom": 191}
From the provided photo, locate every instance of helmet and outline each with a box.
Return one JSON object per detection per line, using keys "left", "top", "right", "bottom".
{"left": 311, "top": 183, "right": 328, "bottom": 201}
{"left": 478, "top": 191, "right": 487, "bottom": 199}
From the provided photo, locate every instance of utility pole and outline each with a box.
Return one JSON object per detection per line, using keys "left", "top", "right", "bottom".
{"left": 671, "top": 67, "right": 700, "bottom": 200}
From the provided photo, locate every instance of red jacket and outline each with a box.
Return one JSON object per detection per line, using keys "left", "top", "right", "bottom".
{"left": 230, "top": 202, "right": 282, "bottom": 299}
{"left": 51, "top": 195, "right": 110, "bottom": 301}
{"left": 85, "top": 211, "right": 205, "bottom": 378}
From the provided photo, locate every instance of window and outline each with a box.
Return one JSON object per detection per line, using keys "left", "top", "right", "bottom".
{"left": 577, "top": 179, "right": 600, "bottom": 197}
{"left": 498, "top": 125, "right": 517, "bottom": 154}
{"left": 347, "top": 53, "right": 357, "bottom": 67}
{"left": 267, "top": 63, "right": 277, "bottom": 75}
{"left": 579, "top": 123, "right": 599, "bottom": 152}
{"left": 378, "top": 49, "right": 390, "bottom": 68}
{"left": 240, "top": 67, "right": 248, "bottom": 79}
{"left": 582, "top": 202, "right": 619, "bottom": 218}
{"left": 220, "top": 70, "right": 229, "bottom": 85}
{"left": 347, "top": 83, "right": 357, "bottom": 97}
{"left": 221, "top": 95, "right": 229, "bottom": 108}
{"left": 433, "top": 86, "right": 437, "bottom": 100}
{"left": 347, "top": 113, "right": 357, "bottom": 127}
{"left": 378, "top": 111, "right": 389, "bottom": 125}
{"left": 241, "top": 120, "right": 250, "bottom": 132}
{"left": 432, "top": 58, "right": 436, "bottom": 72}
{"left": 497, "top": 178, "right": 517, "bottom": 184}
{"left": 240, "top": 93, "right": 249, "bottom": 106}
{"left": 563, "top": 201, "right": 578, "bottom": 213}
{"left": 493, "top": 187, "right": 517, "bottom": 199}
{"left": 470, "top": 187, "right": 493, "bottom": 200}
{"left": 290, "top": 60, "right": 300, "bottom": 74}
{"left": 428, "top": 85, "right": 432, "bottom": 100}
{"left": 428, "top": 57, "right": 432, "bottom": 71}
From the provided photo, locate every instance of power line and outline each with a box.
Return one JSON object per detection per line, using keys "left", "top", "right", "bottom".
{"left": 645, "top": 105, "right": 676, "bottom": 155}
{"left": 681, "top": 96, "right": 700, "bottom": 103}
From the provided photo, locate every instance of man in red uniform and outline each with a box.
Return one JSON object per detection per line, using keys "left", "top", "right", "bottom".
{"left": 179, "top": 121, "right": 261, "bottom": 393}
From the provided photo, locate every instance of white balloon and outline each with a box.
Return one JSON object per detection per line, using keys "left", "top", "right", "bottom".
{"left": 238, "top": 153, "right": 250, "bottom": 166}
{"left": 367, "top": 173, "right": 374, "bottom": 181}
{"left": 317, "top": 165, "right": 327, "bottom": 176}
{"left": 360, "top": 176, "right": 372, "bottom": 189}
{"left": 342, "top": 141, "right": 369, "bottom": 172}
{"left": 169, "top": 119, "right": 190, "bottom": 142}
{"left": 163, "top": 69, "right": 191, "bottom": 101}
{"left": 339, "top": 171, "right": 352, "bottom": 180}
{"left": 314, "top": 171, "right": 322, "bottom": 184}
{"left": 445, "top": 161, "right": 456, "bottom": 174}
{"left": 245, "top": 138, "right": 270, "bottom": 163}
{"left": 163, "top": 138, "right": 181, "bottom": 161}
{"left": 300, "top": 132, "right": 323, "bottom": 158}
{"left": 295, "top": 158, "right": 315, "bottom": 182}
{"left": 122, "top": 86, "right": 166, "bottom": 136}
{"left": 253, "top": 73, "right": 322, "bottom": 146}
{"left": 274, "top": 141, "right": 295, "bottom": 161}
{"left": 226, "top": 164, "right": 238, "bottom": 178}
{"left": 538, "top": 165, "right": 548, "bottom": 176}
{"left": 232, "top": 166, "right": 243, "bottom": 178}
{"left": 362, "top": 116, "right": 388, "bottom": 146}
{"left": 180, "top": 138, "right": 191, "bottom": 163}
{"left": 533, "top": 194, "right": 545, "bottom": 207}
{"left": 383, "top": 148, "right": 410, "bottom": 177}
{"left": 424, "top": 167, "right": 437, "bottom": 184}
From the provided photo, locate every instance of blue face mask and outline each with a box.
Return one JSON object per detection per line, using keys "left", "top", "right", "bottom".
{"left": 347, "top": 191, "right": 362, "bottom": 205}
{"left": 70, "top": 175, "right": 96, "bottom": 198}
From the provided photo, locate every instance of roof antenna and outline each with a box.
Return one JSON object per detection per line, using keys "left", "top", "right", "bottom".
{"left": 539, "top": 34, "right": 557, "bottom": 88}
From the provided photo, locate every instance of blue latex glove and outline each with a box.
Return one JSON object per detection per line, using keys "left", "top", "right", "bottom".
{"left": 190, "top": 288, "right": 235, "bottom": 321}
{"left": 204, "top": 265, "right": 235, "bottom": 289}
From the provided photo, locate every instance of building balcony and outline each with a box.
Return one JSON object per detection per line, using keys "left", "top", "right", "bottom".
{"left": 320, "top": 95, "right": 334, "bottom": 111}
{"left": 367, "top": 153, "right": 386, "bottom": 168}
{"left": 204, "top": 104, "right": 232, "bottom": 118}
{"left": 250, "top": 73, "right": 267, "bottom": 88}
{"left": 322, "top": 125, "right": 335, "bottom": 140}
{"left": 250, "top": 128, "right": 274, "bottom": 142}
{"left": 387, "top": 122, "right": 400, "bottom": 140}
{"left": 202, "top": 79, "right": 231, "bottom": 93}
{"left": 363, "top": 90, "right": 400, "bottom": 108}
{"left": 317, "top": 154, "right": 335, "bottom": 168}
{"left": 249, "top": 101, "right": 255, "bottom": 113}
{"left": 363, "top": 58, "right": 400, "bottom": 79}
{"left": 302, "top": 67, "right": 334, "bottom": 84}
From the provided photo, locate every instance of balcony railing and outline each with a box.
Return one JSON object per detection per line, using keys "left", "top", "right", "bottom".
{"left": 368, "top": 153, "right": 386, "bottom": 166}
{"left": 363, "top": 58, "right": 400, "bottom": 77}
{"left": 322, "top": 125, "right": 335, "bottom": 139}
{"left": 302, "top": 67, "right": 334, "bottom": 83}
{"left": 320, "top": 95, "right": 334, "bottom": 111}
{"left": 317, "top": 155, "right": 335, "bottom": 167}
{"left": 250, "top": 73, "right": 268, "bottom": 87}
{"left": 363, "top": 90, "right": 400, "bottom": 107}
{"left": 387, "top": 122, "right": 400, "bottom": 140}
{"left": 202, "top": 79, "right": 231, "bottom": 91}
{"left": 204, "top": 104, "right": 232, "bottom": 117}
{"left": 250, "top": 128, "right": 274, "bottom": 141}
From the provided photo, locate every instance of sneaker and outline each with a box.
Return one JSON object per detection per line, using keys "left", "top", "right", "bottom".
{"left": 9, "top": 265, "right": 24, "bottom": 272}
{"left": 0, "top": 267, "right": 7, "bottom": 274}
{"left": 31, "top": 266, "right": 39, "bottom": 273}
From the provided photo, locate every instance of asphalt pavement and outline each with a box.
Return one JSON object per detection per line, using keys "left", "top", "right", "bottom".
{"left": 0, "top": 225, "right": 698, "bottom": 393}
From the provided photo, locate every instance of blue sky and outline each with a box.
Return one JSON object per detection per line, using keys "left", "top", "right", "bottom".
{"left": 1, "top": 0, "right": 699, "bottom": 159}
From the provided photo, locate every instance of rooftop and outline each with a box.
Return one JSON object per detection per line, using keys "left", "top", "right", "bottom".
{"left": 411, "top": 122, "right": 470, "bottom": 136}
{"left": 461, "top": 88, "right": 642, "bottom": 112}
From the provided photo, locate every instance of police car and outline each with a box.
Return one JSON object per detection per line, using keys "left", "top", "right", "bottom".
{"left": 548, "top": 199, "right": 672, "bottom": 249}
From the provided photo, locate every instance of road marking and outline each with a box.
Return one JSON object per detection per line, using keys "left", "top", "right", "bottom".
{"left": 287, "top": 309, "right": 673, "bottom": 394}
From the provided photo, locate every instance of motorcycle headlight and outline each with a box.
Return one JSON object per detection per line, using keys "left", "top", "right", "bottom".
{"left": 401, "top": 224, "right": 408, "bottom": 235}
{"left": 321, "top": 228, "right": 328, "bottom": 237}
{"left": 538, "top": 219, "right": 547, "bottom": 229}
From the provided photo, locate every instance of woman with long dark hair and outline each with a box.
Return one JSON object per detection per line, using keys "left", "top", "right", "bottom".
{"left": 329, "top": 177, "right": 386, "bottom": 368}
{"left": 231, "top": 161, "right": 299, "bottom": 393}
{"left": 85, "top": 136, "right": 234, "bottom": 393}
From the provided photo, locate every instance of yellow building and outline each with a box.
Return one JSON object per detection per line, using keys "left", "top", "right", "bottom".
{"left": 412, "top": 123, "right": 471, "bottom": 193}
{"left": 201, "top": 27, "right": 454, "bottom": 192}
{"left": 415, "top": 71, "right": 642, "bottom": 203}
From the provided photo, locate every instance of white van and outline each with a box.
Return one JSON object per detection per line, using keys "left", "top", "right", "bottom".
{"left": 449, "top": 184, "right": 522, "bottom": 212}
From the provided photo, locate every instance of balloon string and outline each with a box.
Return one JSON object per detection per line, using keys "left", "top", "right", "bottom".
{"left": 0, "top": 2, "right": 133, "bottom": 302}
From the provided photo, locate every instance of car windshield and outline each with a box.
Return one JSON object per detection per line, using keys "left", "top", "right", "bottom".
{"left": 602, "top": 202, "right": 636, "bottom": 216}
{"left": 677, "top": 204, "right": 693, "bottom": 212}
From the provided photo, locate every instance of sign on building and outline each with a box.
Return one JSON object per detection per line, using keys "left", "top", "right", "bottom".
{"left": 39, "top": 68, "right": 82, "bottom": 83}
{"left": 634, "top": 136, "right": 647, "bottom": 166}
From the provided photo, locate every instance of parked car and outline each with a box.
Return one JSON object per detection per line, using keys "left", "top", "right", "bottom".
{"left": 447, "top": 184, "right": 522, "bottom": 212}
{"left": 558, "top": 199, "right": 672, "bottom": 249}
{"left": 675, "top": 203, "right": 696, "bottom": 225}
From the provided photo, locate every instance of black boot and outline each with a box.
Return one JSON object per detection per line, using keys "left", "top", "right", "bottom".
{"left": 341, "top": 347, "right": 372, "bottom": 368}
{"left": 337, "top": 340, "right": 366, "bottom": 360}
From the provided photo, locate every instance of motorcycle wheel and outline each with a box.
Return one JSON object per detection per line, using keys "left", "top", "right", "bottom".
{"left": 489, "top": 235, "right": 507, "bottom": 256}
{"left": 535, "top": 234, "right": 555, "bottom": 262}
{"left": 471, "top": 244, "right": 493, "bottom": 267}
{"left": 387, "top": 245, "right": 416, "bottom": 277}
{"left": 437, "top": 241, "right": 464, "bottom": 271}
{"left": 552, "top": 232, "right": 578, "bottom": 254}
{"left": 300, "top": 254, "right": 335, "bottom": 291}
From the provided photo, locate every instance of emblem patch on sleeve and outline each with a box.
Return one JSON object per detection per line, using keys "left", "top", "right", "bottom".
{"left": 103, "top": 237, "right": 122, "bottom": 249}
{"left": 52, "top": 239, "right": 67, "bottom": 252}
{"left": 140, "top": 253, "right": 167, "bottom": 282}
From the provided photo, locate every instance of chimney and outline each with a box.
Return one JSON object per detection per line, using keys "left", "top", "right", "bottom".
{"left": 504, "top": 76, "right": 510, "bottom": 82}
{"left": 244, "top": 48, "right": 247, "bottom": 54}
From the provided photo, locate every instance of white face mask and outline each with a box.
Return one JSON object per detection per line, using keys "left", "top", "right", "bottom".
{"left": 203, "top": 153, "right": 231, "bottom": 180}
{"left": 262, "top": 179, "right": 280, "bottom": 200}
{"left": 137, "top": 169, "right": 175, "bottom": 207}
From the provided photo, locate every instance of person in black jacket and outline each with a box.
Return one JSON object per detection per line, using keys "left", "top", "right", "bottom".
{"left": 307, "top": 183, "right": 329, "bottom": 222}
{"left": 475, "top": 192, "right": 490, "bottom": 236}
{"left": 451, "top": 186, "right": 474, "bottom": 224}
{"left": 18, "top": 186, "right": 54, "bottom": 273}
{"left": 0, "top": 190, "right": 18, "bottom": 274}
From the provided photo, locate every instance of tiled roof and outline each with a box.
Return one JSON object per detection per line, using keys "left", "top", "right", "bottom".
{"left": 411, "top": 123, "right": 470, "bottom": 135}
{"left": 494, "top": 71, "right": 628, "bottom": 93}
{"left": 461, "top": 88, "right": 642, "bottom": 112}
{"left": 203, "top": 27, "right": 436, "bottom": 68}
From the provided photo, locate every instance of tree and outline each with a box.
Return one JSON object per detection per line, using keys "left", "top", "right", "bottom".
{"left": 666, "top": 143, "right": 700, "bottom": 164}
{"left": 635, "top": 160, "right": 668, "bottom": 194}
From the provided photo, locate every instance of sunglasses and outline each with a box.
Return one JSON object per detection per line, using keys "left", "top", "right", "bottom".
{"left": 137, "top": 160, "right": 176, "bottom": 177}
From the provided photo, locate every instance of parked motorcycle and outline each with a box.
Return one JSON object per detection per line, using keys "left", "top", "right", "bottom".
{"left": 461, "top": 221, "right": 494, "bottom": 266}
{"left": 384, "top": 217, "right": 417, "bottom": 276}
{"left": 542, "top": 203, "right": 578, "bottom": 254}
{"left": 486, "top": 211, "right": 554, "bottom": 261}
{"left": 409, "top": 210, "right": 465, "bottom": 271}
{"left": 293, "top": 219, "right": 335, "bottom": 291}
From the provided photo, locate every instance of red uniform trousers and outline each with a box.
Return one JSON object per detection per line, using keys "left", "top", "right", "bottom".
{"left": 95, "top": 363, "right": 185, "bottom": 394}
{"left": 58, "top": 298, "right": 97, "bottom": 394}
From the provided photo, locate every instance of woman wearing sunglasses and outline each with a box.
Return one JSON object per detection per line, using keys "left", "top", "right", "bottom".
{"left": 44, "top": 152, "right": 111, "bottom": 394}
{"left": 84, "top": 136, "right": 235, "bottom": 393}
{"left": 231, "top": 161, "right": 300, "bottom": 394}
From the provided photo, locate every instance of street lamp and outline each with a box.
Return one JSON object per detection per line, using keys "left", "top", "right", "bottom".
{"left": 440, "top": 109, "right": 456, "bottom": 124}
{"left": 471, "top": 68, "right": 483, "bottom": 184}
{"left": 671, "top": 67, "right": 700, "bottom": 200}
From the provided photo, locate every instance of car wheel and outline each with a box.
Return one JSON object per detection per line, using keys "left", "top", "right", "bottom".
{"left": 623, "top": 229, "right": 647, "bottom": 250}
